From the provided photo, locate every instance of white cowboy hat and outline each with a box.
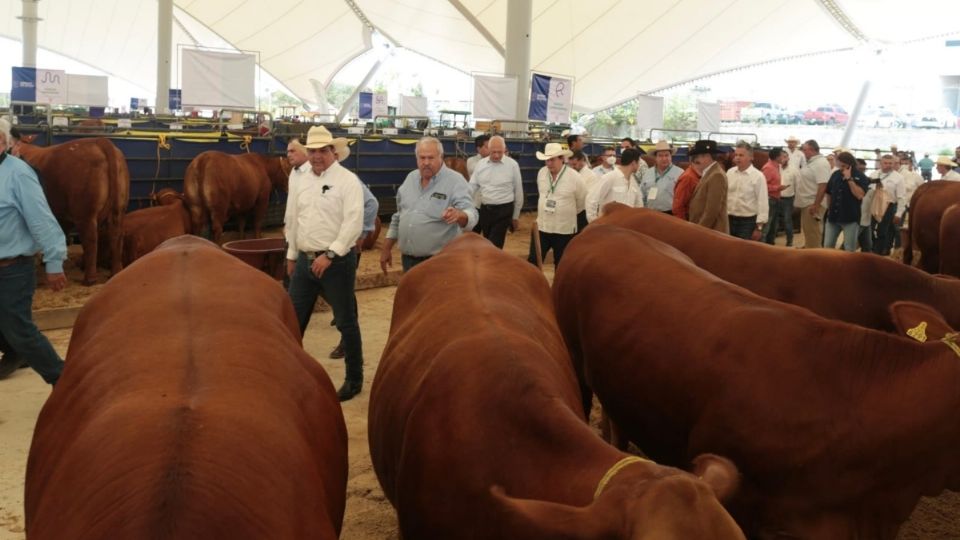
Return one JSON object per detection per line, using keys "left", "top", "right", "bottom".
{"left": 935, "top": 156, "right": 958, "bottom": 168}
{"left": 649, "top": 140, "right": 675, "bottom": 155}
{"left": 832, "top": 146, "right": 850, "bottom": 155}
{"left": 784, "top": 135, "right": 800, "bottom": 143}
{"left": 536, "top": 142, "right": 573, "bottom": 161}
{"left": 304, "top": 125, "right": 351, "bottom": 162}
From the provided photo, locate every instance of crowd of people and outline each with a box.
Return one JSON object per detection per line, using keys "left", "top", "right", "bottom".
{"left": 5, "top": 118, "right": 960, "bottom": 402}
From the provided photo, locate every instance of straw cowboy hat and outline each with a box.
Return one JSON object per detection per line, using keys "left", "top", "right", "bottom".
{"left": 649, "top": 140, "right": 675, "bottom": 155}
{"left": 935, "top": 156, "right": 958, "bottom": 168}
{"left": 304, "top": 125, "right": 351, "bottom": 162}
{"left": 784, "top": 135, "right": 800, "bottom": 143}
{"left": 536, "top": 142, "right": 573, "bottom": 160}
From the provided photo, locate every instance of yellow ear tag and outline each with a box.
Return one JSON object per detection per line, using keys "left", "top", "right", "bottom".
{"left": 906, "top": 322, "right": 928, "bottom": 343}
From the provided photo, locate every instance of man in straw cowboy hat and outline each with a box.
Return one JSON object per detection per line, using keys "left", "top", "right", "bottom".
{"left": 640, "top": 140, "right": 682, "bottom": 214}
{"left": 936, "top": 156, "right": 960, "bottom": 181}
{"left": 529, "top": 142, "right": 586, "bottom": 267}
{"left": 784, "top": 135, "right": 804, "bottom": 171}
{"left": 285, "top": 125, "right": 366, "bottom": 401}
{"left": 380, "top": 137, "right": 478, "bottom": 273}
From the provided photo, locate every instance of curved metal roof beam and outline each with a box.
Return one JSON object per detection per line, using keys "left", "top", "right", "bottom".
{"left": 815, "top": 0, "right": 869, "bottom": 43}
{"left": 447, "top": 0, "right": 505, "bottom": 57}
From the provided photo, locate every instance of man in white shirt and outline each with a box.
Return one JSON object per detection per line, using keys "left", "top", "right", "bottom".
{"left": 797, "top": 139, "right": 831, "bottom": 248}
{"left": 897, "top": 153, "right": 924, "bottom": 249}
{"left": 284, "top": 126, "right": 365, "bottom": 402}
{"left": 785, "top": 135, "right": 805, "bottom": 171}
{"left": 568, "top": 150, "right": 596, "bottom": 231}
{"left": 468, "top": 136, "right": 523, "bottom": 249}
{"left": 592, "top": 147, "right": 617, "bottom": 177}
{"left": 466, "top": 134, "right": 490, "bottom": 178}
{"left": 726, "top": 142, "right": 769, "bottom": 240}
{"left": 585, "top": 147, "right": 644, "bottom": 222}
{"left": 937, "top": 156, "right": 960, "bottom": 180}
{"left": 529, "top": 143, "right": 585, "bottom": 268}
{"left": 870, "top": 154, "right": 905, "bottom": 256}
{"left": 283, "top": 139, "right": 310, "bottom": 239}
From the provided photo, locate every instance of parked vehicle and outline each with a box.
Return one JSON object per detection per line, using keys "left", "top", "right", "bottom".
{"left": 740, "top": 102, "right": 788, "bottom": 123}
{"left": 803, "top": 105, "right": 849, "bottom": 125}
{"left": 913, "top": 108, "right": 956, "bottom": 129}
{"left": 856, "top": 109, "right": 897, "bottom": 128}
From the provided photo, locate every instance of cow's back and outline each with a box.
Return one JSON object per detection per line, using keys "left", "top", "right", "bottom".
{"left": 26, "top": 235, "right": 347, "bottom": 540}
{"left": 593, "top": 204, "right": 960, "bottom": 331}
{"left": 940, "top": 203, "right": 960, "bottom": 277}
{"left": 909, "top": 180, "right": 960, "bottom": 274}
{"left": 119, "top": 201, "right": 192, "bottom": 264}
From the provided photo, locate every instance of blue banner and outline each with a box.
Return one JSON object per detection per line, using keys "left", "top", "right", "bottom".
{"left": 527, "top": 73, "right": 551, "bottom": 121}
{"left": 11, "top": 67, "right": 37, "bottom": 102}
{"left": 169, "top": 89, "right": 182, "bottom": 110}
{"left": 130, "top": 97, "right": 140, "bottom": 110}
{"left": 359, "top": 92, "right": 373, "bottom": 119}
{"left": 89, "top": 107, "right": 105, "bottom": 118}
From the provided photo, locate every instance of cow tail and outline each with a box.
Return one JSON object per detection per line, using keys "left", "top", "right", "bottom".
{"left": 99, "top": 138, "right": 128, "bottom": 272}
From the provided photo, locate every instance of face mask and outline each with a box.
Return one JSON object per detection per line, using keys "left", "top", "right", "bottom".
{"left": 606, "top": 156, "right": 616, "bottom": 166}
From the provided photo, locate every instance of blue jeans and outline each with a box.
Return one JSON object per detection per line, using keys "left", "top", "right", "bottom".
{"left": 762, "top": 197, "right": 782, "bottom": 245}
{"left": 728, "top": 215, "right": 757, "bottom": 240}
{"left": 528, "top": 230, "right": 574, "bottom": 267}
{"left": 780, "top": 196, "right": 795, "bottom": 246}
{"left": 824, "top": 220, "right": 859, "bottom": 251}
{"left": 858, "top": 224, "right": 873, "bottom": 252}
{"left": 401, "top": 254, "right": 431, "bottom": 273}
{"left": 288, "top": 251, "right": 363, "bottom": 382}
{"left": 0, "top": 259, "right": 64, "bottom": 384}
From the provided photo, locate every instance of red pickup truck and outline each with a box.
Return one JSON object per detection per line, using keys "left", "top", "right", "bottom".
{"left": 803, "top": 105, "right": 849, "bottom": 125}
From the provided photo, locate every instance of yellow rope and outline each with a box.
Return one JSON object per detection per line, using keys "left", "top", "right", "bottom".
{"left": 593, "top": 456, "right": 650, "bottom": 500}
{"left": 240, "top": 135, "right": 252, "bottom": 153}
{"left": 943, "top": 332, "right": 960, "bottom": 358}
{"left": 154, "top": 134, "right": 172, "bottom": 190}
{"left": 906, "top": 322, "right": 928, "bottom": 343}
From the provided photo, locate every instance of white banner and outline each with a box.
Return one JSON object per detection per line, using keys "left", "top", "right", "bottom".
{"left": 400, "top": 95, "right": 428, "bottom": 117}
{"left": 66, "top": 74, "right": 108, "bottom": 106}
{"left": 697, "top": 101, "right": 721, "bottom": 132}
{"left": 635, "top": 95, "right": 664, "bottom": 134}
{"left": 473, "top": 75, "right": 517, "bottom": 120}
{"left": 546, "top": 76, "right": 573, "bottom": 124}
{"left": 181, "top": 49, "right": 256, "bottom": 109}
{"left": 36, "top": 69, "right": 66, "bottom": 105}
{"left": 373, "top": 92, "right": 389, "bottom": 118}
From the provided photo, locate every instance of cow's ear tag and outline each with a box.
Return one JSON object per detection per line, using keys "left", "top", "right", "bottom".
{"left": 906, "top": 322, "right": 928, "bottom": 343}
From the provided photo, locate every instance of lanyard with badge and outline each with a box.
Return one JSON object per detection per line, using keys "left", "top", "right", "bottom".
{"left": 648, "top": 167, "right": 670, "bottom": 201}
{"left": 545, "top": 165, "right": 566, "bottom": 214}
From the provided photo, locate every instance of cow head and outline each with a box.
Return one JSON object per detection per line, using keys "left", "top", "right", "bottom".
{"left": 152, "top": 188, "right": 184, "bottom": 206}
{"left": 489, "top": 455, "right": 744, "bottom": 539}
{"left": 269, "top": 156, "right": 292, "bottom": 192}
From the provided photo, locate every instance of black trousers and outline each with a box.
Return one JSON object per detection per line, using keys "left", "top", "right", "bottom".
{"left": 528, "top": 230, "right": 575, "bottom": 267}
{"left": 478, "top": 202, "right": 515, "bottom": 249}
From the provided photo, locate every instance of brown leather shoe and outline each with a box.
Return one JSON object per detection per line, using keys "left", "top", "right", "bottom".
{"left": 329, "top": 342, "right": 345, "bottom": 359}
{"left": 336, "top": 380, "right": 362, "bottom": 402}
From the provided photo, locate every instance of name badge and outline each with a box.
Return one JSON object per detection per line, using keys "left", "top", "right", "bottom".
{"left": 431, "top": 192, "right": 448, "bottom": 201}
{"left": 647, "top": 187, "right": 659, "bottom": 200}
{"left": 545, "top": 198, "right": 557, "bottom": 214}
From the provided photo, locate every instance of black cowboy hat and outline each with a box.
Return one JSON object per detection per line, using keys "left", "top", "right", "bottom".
{"left": 688, "top": 140, "right": 718, "bottom": 157}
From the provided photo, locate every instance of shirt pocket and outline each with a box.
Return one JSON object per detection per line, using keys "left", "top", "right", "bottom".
{"left": 425, "top": 194, "right": 449, "bottom": 219}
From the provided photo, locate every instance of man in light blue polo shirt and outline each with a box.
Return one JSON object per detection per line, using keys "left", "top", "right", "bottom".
{"left": 380, "top": 137, "right": 478, "bottom": 272}
{"left": 640, "top": 140, "right": 682, "bottom": 214}
{"left": 0, "top": 119, "right": 67, "bottom": 384}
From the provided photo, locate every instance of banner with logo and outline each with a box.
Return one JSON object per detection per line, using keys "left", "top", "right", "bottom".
{"left": 359, "top": 92, "right": 373, "bottom": 119}
{"left": 169, "top": 89, "right": 182, "bottom": 110}
{"left": 11, "top": 67, "right": 36, "bottom": 101}
{"left": 527, "top": 73, "right": 573, "bottom": 123}
{"left": 35, "top": 69, "right": 66, "bottom": 104}
{"left": 373, "top": 92, "right": 388, "bottom": 118}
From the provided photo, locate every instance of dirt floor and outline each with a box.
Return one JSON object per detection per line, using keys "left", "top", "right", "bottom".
{"left": 3, "top": 213, "right": 958, "bottom": 539}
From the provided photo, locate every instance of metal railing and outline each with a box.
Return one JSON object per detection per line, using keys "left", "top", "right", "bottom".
{"left": 372, "top": 115, "right": 431, "bottom": 133}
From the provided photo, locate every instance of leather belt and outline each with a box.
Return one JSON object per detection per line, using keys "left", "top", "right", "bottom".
{"left": 0, "top": 255, "right": 31, "bottom": 268}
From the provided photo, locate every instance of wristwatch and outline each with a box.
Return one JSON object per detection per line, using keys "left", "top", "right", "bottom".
{"left": 324, "top": 250, "right": 337, "bottom": 260}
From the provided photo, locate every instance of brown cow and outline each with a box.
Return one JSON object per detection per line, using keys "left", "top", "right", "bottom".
{"left": 443, "top": 155, "right": 469, "bottom": 180}
{"left": 115, "top": 188, "right": 192, "bottom": 265}
{"left": 903, "top": 180, "right": 960, "bottom": 276}
{"left": 555, "top": 224, "right": 960, "bottom": 539}
{"left": 593, "top": 204, "right": 960, "bottom": 333}
{"left": 369, "top": 233, "right": 744, "bottom": 539}
{"left": 17, "top": 137, "right": 129, "bottom": 284}
{"left": 940, "top": 202, "right": 960, "bottom": 276}
{"left": 183, "top": 151, "right": 290, "bottom": 244}
{"left": 25, "top": 235, "right": 347, "bottom": 540}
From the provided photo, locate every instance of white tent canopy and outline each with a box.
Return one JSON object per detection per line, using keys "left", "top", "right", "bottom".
{"left": 1, "top": 0, "right": 957, "bottom": 112}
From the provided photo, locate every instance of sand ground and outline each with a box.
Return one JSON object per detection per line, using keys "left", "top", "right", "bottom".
{"left": 1, "top": 213, "right": 956, "bottom": 539}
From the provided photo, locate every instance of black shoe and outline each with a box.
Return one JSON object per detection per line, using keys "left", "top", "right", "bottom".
{"left": 329, "top": 342, "right": 345, "bottom": 359}
{"left": 337, "top": 380, "right": 362, "bottom": 402}
{"left": 0, "top": 354, "right": 25, "bottom": 380}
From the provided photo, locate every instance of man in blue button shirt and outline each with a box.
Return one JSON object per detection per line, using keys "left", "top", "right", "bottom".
{"left": 380, "top": 137, "right": 478, "bottom": 273}
{"left": 0, "top": 119, "right": 67, "bottom": 384}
